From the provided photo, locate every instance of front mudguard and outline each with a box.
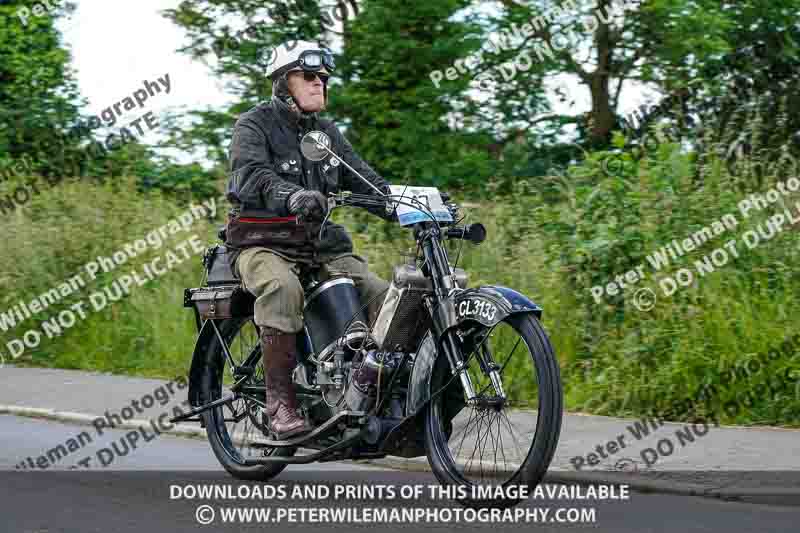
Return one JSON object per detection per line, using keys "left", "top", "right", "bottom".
{"left": 404, "top": 285, "right": 542, "bottom": 417}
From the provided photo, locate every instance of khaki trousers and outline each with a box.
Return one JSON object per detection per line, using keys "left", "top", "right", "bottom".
{"left": 234, "top": 247, "right": 390, "bottom": 333}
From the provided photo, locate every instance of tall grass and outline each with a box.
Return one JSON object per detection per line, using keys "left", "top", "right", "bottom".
{"left": 0, "top": 176, "right": 217, "bottom": 378}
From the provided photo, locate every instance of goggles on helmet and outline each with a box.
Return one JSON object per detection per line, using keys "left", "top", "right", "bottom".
{"left": 297, "top": 49, "right": 335, "bottom": 72}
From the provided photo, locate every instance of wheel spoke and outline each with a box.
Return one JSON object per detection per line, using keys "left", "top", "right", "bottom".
{"left": 464, "top": 409, "right": 488, "bottom": 475}
{"left": 480, "top": 412, "right": 499, "bottom": 482}
{"left": 238, "top": 411, "right": 250, "bottom": 456}
{"left": 227, "top": 399, "right": 241, "bottom": 438}
{"left": 451, "top": 407, "right": 478, "bottom": 460}
{"left": 505, "top": 411, "right": 536, "bottom": 439}
{"left": 500, "top": 410, "right": 526, "bottom": 463}
{"left": 496, "top": 414, "right": 509, "bottom": 475}
{"left": 475, "top": 410, "right": 491, "bottom": 482}
{"left": 498, "top": 337, "right": 522, "bottom": 375}
{"left": 476, "top": 412, "right": 488, "bottom": 481}
{"left": 488, "top": 412, "right": 501, "bottom": 479}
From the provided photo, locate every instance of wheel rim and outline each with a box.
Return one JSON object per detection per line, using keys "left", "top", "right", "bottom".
{"left": 207, "top": 318, "right": 287, "bottom": 465}
{"left": 430, "top": 316, "right": 542, "bottom": 487}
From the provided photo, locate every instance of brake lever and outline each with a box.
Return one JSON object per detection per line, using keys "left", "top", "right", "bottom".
{"left": 329, "top": 191, "right": 352, "bottom": 207}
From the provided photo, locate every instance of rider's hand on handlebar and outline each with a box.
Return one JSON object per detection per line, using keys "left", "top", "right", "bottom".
{"left": 287, "top": 189, "right": 328, "bottom": 221}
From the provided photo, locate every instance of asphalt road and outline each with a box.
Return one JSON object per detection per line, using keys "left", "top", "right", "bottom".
{"left": 1, "top": 414, "right": 798, "bottom": 533}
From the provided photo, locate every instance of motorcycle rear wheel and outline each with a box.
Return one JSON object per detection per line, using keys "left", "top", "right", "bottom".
{"left": 200, "top": 317, "right": 296, "bottom": 481}
{"left": 424, "top": 313, "right": 562, "bottom": 509}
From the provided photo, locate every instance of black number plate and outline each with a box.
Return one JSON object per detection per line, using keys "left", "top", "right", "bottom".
{"left": 456, "top": 297, "right": 499, "bottom": 324}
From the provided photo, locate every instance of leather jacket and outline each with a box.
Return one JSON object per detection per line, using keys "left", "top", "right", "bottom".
{"left": 225, "top": 99, "right": 391, "bottom": 264}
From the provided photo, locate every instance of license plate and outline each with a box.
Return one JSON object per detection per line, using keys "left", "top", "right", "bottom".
{"left": 456, "top": 298, "right": 498, "bottom": 323}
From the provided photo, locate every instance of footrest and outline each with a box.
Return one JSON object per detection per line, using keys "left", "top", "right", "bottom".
{"left": 259, "top": 410, "right": 368, "bottom": 448}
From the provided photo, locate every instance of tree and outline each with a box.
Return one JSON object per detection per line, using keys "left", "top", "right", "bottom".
{"left": 330, "top": 0, "right": 494, "bottom": 187}
{"left": 467, "top": 0, "right": 734, "bottom": 147}
{"left": 0, "top": 1, "right": 86, "bottom": 176}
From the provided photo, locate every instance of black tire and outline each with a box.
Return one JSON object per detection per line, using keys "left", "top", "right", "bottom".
{"left": 424, "top": 313, "right": 563, "bottom": 509}
{"left": 200, "top": 317, "right": 296, "bottom": 481}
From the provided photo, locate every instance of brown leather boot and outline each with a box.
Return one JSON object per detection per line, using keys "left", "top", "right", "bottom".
{"left": 260, "top": 327, "right": 312, "bottom": 440}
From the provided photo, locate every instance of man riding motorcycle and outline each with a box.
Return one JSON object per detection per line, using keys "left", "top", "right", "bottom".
{"left": 224, "top": 40, "right": 395, "bottom": 440}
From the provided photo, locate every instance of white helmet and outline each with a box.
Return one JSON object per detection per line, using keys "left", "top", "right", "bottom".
{"left": 265, "top": 40, "right": 336, "bottom": 81}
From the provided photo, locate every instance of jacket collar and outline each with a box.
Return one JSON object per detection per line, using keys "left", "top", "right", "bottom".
{"left": 269, "top": 98, "right": 318, "bottom": 132}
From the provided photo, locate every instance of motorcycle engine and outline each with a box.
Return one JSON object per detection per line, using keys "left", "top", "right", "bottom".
{"left": 314, "top": 342, "right": 406, "bottom": 415}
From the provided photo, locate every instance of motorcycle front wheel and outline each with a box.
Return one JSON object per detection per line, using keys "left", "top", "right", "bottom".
{"left": 424, "top": 313, "right": 563, "bottom": 509}
{"left": 199, "top": 317, "right": 296, "bottom": 481}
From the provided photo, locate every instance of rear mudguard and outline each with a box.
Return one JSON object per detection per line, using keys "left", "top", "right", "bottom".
{"left": 404, "top": 285, "right": 542, "bottom": 417}
{"left": 187, "top": 319, "right": 225, "bottom": 414}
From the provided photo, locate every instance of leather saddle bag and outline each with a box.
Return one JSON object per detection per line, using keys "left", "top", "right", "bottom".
{"left": 184, "top": 284, "right": 254, "bottom": 320}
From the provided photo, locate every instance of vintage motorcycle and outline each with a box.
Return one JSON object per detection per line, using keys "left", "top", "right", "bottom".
{"left": 172, "top": 132, "right": 563, "bottom": 509}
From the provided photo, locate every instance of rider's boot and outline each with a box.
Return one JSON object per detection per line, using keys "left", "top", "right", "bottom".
{"left": 260, "top": 327, "right": 312, "bottom": 440}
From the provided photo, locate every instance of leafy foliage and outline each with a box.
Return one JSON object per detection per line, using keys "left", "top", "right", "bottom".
{"left": 0, "top": 1, "right": 85, "bottom": 175}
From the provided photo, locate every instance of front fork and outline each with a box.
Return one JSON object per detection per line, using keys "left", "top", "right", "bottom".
{"left": 418, "top": 224, "right": 505, "bottom": 406}
{"left": 426, "top": 299, "right": 507, "bottom": 406}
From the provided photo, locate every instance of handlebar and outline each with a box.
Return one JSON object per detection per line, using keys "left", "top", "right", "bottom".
{"left": 327, "top": 191, "right": 484, "bottom": 243}
{"left": 329, "top": 191, "right": 460, "bottom": 219}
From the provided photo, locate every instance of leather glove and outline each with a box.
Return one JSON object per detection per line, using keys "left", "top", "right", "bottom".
{"left": 286, "top": 189, "right": 328, "bottom": 220}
